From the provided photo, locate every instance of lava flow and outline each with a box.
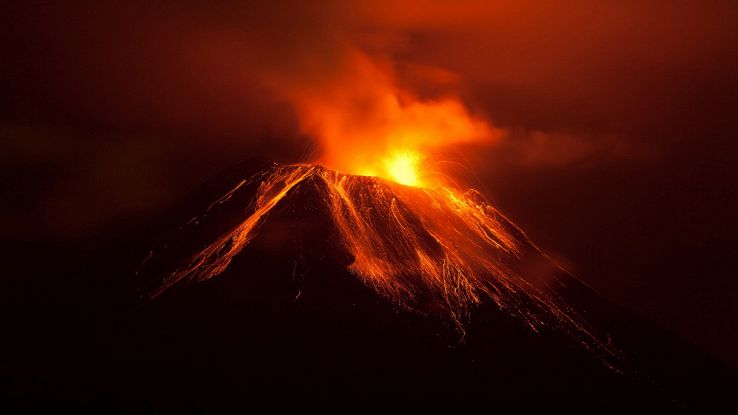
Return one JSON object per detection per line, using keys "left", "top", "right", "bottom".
{"left": 149, "top": 160, "right": 621, "bottom": 366}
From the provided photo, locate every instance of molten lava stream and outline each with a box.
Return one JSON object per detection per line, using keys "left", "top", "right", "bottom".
{"left": 153, "top": 162, "right": 622, "bottom": 368}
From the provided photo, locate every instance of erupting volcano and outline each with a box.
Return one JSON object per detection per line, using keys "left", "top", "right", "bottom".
{"left": 139, "top": 50, "right": 625, "bottom": 363}
{"left": 5, "top": 1, "right": 738, "bottom": 411}
{"left": 127, "top": 28, "right": 733, "bottom": 409}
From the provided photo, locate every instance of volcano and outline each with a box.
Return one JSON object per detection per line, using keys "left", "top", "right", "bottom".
{"left": 146, "top": 162, "right": 621, "bottom": 362}
{"left": 123, "top": 160, "right": 734, "bottom": 411}
{"left": 4, "top": 160, "right": 735, "bottom": 412}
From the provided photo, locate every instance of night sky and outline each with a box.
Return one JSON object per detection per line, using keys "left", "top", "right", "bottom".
{"left": 2, "top": 1, "right": 737, "bottom": 367}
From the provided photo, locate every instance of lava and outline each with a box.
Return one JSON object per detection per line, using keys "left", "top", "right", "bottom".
{"left": 358, "top": 149, "right": 426, "bottom": 187}
{"left": 151, "top": 162, "right": 621, "bottom": 366}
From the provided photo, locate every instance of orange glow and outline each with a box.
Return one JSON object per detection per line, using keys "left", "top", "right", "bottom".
{"left": 384, "top": 150, "right": 422, "bottom": 186}
{"left": 359, "top": 150, "right": 425, "bottom": 187}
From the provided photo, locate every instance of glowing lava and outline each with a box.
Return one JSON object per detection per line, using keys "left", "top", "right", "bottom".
{"left": 383, "top": 150, "right": 422, "bottom": 186}
{"left": 151, "top": 163, "right": 621, "bottom": 366}
{"left": 357, "top": 150, "right": 426, "bottom": 187}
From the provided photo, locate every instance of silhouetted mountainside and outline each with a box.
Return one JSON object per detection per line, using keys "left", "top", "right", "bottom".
{"left": 2, "top": 160, "right": 735, "bottom": 413}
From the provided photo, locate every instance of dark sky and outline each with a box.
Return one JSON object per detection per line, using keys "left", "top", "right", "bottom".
{"left": 2, "top": 1, "right": 737, "bottom": 366}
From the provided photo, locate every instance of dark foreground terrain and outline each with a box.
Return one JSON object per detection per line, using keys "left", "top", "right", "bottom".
{"left": 2, "top": 161, "right": 736, "bottom": 412}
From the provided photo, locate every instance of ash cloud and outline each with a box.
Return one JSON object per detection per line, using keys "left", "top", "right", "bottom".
{"left": 1, "top": 0, "right": 736, "bottom": 236}
{"left": 3, "top": 1, "right": 735, "bottom": 167}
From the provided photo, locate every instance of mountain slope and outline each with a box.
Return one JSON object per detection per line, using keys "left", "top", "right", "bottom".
{"left": 3, "top": 160, "right": 735, "bottom": 412}
{"left": 127, "top": 161, "right": 735, "bottom": 410}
